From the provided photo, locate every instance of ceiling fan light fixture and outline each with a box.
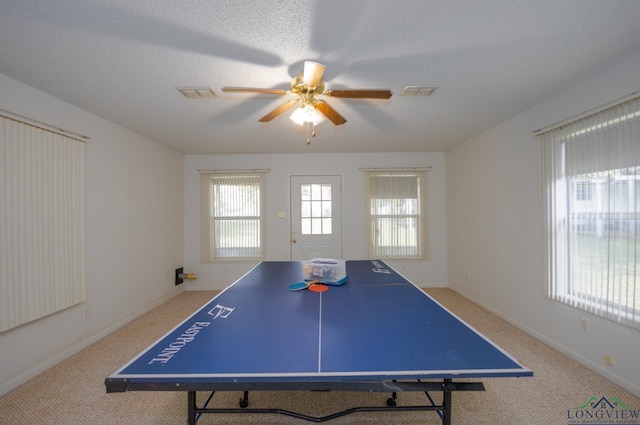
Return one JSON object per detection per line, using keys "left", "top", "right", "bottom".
{"left": 302, "top": 61, "right": 326, "bottom": 87}
{"left": 221, "top": 61, "right": 389, "bottom": 137}
{"left": 290, "top": 104, "right": 325, "bottom": 126}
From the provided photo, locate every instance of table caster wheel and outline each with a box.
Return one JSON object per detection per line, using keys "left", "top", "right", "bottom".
{"left": 386, "top": 397, "right": 396, "bottom": 407}
{"left": 239, "top": 398, "right": 248, "bottom": 408}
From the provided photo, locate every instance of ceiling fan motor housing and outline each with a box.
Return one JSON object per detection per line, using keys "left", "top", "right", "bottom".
{"left": 291, "top": 73, "right": 325, "bottom": 106}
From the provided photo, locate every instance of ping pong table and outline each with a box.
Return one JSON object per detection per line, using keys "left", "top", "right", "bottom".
{"left": 105, "top": 260, "right": 532, "bottom": 424}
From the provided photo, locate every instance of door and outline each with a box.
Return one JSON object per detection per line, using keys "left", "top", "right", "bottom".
{"left": 290, "top": 175, "right": 342, "bottom": 260}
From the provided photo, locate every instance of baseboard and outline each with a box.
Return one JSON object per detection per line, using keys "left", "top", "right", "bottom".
{"left": 448, "top": 286, "right": 640, "bottom": 398}
{"left": 0, "top": 285, "right": 184, "bottom": 397}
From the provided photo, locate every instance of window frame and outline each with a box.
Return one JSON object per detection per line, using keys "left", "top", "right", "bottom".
{"left": 200, "top": 171, "right": 266, "bottom": 263}
{"left": 541, "top": 96, "right": 640, "bottom": 329}
{"left": 364, "top": 169, "right": 428, "bottom": 260}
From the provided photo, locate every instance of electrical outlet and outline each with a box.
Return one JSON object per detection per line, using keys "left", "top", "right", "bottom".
{"left": 82, "top": 306, "right": 89, "bottom": 319}
{"left": 581, "top": 317, "right": 589, "bottom": 333}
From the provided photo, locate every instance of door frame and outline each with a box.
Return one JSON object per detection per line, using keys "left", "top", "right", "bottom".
{"left": 289, "top": 175, "right": 343, "bottom": 260}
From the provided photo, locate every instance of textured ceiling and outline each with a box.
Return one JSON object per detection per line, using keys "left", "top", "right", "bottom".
{"left": 2, "top": 0, "right": 640, "bottom": 154}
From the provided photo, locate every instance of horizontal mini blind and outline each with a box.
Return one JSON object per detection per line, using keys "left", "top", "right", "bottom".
{"left": 541, "top": 96, "right": 640, "bottom": 329}
{"left": 201, "top": 171, "right": 266, "bottom": 263}
{"left": 0, "top": 116, "right": 85, "bottom": 332}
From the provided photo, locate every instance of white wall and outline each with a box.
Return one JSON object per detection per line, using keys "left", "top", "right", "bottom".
{"left": 184, "top": 152, "right": 447, "bottom": 289}
{"left": 0, "top": 73, "right": 185, "bottom": 396}
{"left": 446, "top": 51, "right": 640, "bottom": 396}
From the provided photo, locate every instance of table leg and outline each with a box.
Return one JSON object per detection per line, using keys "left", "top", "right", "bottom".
{"left": 188, "top": 391, "right": 196, "bottom": 425}
{"left": 443, "top": 379, "right": 452, "bottom": 425}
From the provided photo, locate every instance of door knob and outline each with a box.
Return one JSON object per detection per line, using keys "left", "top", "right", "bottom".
{"left": 292, "top": 239, "right": 297, "bottom": 244}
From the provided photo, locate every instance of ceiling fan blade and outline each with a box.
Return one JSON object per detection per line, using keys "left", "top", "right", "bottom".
{"left": 258, "top": 99, "right": 299, "bottom": 122}
{"left": 315, "top": 100, "right": 347, "bottom": 125}
{"left": 303, "top": 61, "right": 326, "bottom": 87}
{"left": 222, "top": 87, "right": 287, "bottom": 95}
{"left": 325, "top": 89, "right": 392, "bottom": 99}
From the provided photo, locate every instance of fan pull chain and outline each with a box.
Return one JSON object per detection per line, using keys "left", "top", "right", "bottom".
{"left": 306, "top": 122, "right": 316, "bottom": 145}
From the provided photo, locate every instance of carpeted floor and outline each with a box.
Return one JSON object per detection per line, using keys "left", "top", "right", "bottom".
{"left": 0, "top": 288, "right": 638, "bottom": 424}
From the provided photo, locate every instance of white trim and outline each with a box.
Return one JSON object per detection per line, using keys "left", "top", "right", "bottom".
{"left": 317, "top": 293, "right": 323, "bottom": 373}
{"left": 113, "top": 366, "right": 531, "bottom": 380}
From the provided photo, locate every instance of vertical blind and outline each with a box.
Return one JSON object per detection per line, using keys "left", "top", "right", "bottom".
{"left": 541, "top": 96, "right": 640, "bottom": 329}
{"left": 200, "top": 171, "right": 266, "bottom": 263}
{"left": 364, "top": 169, "right": 428, "bottom": 259}
{"left": 0, "top": 116, "right": 85, "bottom": 332}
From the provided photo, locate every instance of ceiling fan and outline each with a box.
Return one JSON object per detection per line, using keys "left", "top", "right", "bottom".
{"left": 222, "top": 61, "right": 392, "bottom": 143}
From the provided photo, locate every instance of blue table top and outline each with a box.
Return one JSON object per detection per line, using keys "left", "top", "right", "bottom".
{"left": 106, "top": 260, "right": 531, "bottom": 390}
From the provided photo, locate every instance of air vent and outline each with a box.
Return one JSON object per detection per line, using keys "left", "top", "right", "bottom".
{"left": 400, "top": 86, "right": 437, "bottom": 96}
{"left": 177, "top": 87, "right": 217, "bottom": 99}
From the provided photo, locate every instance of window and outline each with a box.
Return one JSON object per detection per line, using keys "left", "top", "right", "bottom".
{"left": 541, "top": 96, "right": 640, "bottom": 329}
{"left": 364, "top": 169, "right": 428, "bottom": 259}
{"left": 201, "top": 171, "right": 266, "bottom": 262}
{"left": 300, "top": 183, "right": 332, "bottom": 235}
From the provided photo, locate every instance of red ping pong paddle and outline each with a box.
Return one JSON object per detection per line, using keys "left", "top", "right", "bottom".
{"left": 308, "top": 283, "right": 329, "bottom": 293}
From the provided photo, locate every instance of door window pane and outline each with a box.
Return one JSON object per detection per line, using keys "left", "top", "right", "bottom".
{"left": 323, "top": 218, "right": 332, "bottom": 234}
{"left": 301, "top": 184, "right": 332, "bottom": 235}
{"left": 301, "top": 218, "right": 311, "bottom": 234}
{"left": 322, "top": 184, "right": 332, "bottom": 200}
